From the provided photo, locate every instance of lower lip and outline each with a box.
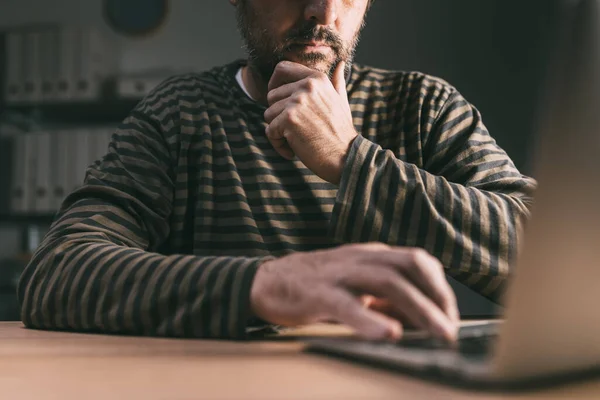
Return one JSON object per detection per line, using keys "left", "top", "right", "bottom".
{"left": 290, "top": 44, "right": 330, "bottom": 51}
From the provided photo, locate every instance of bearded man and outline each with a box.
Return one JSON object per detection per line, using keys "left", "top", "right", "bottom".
{"left": 18, "top": 0, "right": 536, "bottom": 342}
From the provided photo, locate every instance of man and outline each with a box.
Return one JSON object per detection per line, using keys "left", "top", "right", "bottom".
{"left": 18, "top": 0, "right": 536, "bottom": 342}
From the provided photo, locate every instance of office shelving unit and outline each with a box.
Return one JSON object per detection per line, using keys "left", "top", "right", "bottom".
{"left": 1, "top": 100, "right": 138, "bottom": 251}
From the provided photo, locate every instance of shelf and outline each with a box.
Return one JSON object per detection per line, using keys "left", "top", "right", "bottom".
{"left": 0, "top": 213, "right": 55, "bottom": 225}
{"left": 2, "top": 98, "right": 141, "bottom": 124}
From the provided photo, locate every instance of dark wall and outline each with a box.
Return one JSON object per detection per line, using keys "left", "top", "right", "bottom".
{"left": 356, "top": 1, "right": 560, "bottom": 174}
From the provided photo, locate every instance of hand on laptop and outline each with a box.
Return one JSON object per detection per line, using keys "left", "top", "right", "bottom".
{"left": 250, "top": 243, "right": 459, "bottom": 341}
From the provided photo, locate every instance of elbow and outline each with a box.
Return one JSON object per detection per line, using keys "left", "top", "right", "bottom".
{"left": 18, "top": 265, "right": 46, "bottom": 329}
{"left": 18, "top": 240, "right": 72, "bottom": 329}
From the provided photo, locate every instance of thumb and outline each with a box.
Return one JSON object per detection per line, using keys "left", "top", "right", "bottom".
{"left": 333, "top": 61, "right": 348, "bottom": 98}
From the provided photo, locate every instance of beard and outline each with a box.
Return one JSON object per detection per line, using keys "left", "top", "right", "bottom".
{"left": 235, "top": 0, "right": 364, "bottom": 83}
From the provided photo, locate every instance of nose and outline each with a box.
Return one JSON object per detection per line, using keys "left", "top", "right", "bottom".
{"left": 304, "top": 0, "right": 338, "bottom": 26}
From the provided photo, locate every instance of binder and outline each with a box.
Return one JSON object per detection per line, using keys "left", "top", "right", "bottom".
{"left": 40, "top": 26, "right": 59, "bottom": 103}
{"left": 22, "top": 29, "right": 43, "bottom": 103}
{"left": 10, "top": 134, "right": 26, "bottom": 213}
{"left": 55, "top": 26, "right": 77, "bottom": 102}
{"left": 4, "top": 30, "right": 24, "bottom": 104}
{"left": 32, "top": 130, "right": 53, "bottom": 213}
{"left": 11, "top": 133, "right": 36, "bottom": 213}
{"left": 0, "top": 136, "right": 13, "bottom": 214}
{"left": 23, "top": 132, "right": 38, "bottom": 213}
{"left": 52, "top": 129, "right": 72, "bottom": 211}
{"left": 70, "top": 128, "right": 91, "bottom": 193}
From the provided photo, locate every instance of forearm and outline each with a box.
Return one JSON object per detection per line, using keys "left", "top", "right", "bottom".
{"left": 18, "top": 189, "right": 270, "bottom": 339}
{"left": 18, "top": 228, "right": 267, "bottom": 339}
{"left": 330, "top": 136, "right": 535, "bottom": 299}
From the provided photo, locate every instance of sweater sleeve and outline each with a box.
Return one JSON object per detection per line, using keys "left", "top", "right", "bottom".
{"left": 329, "top": 89, "right": 537, "bottom": 301}
{"left": 18, "top": 104, "right": 270, "bottom": 339}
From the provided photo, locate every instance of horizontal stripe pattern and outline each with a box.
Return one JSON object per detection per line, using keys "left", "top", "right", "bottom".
{"left": 331, "top": 84, "right": 536, "bottom": 298}
{"left": 18, "top": 59, "right": 535, "bottom": 339}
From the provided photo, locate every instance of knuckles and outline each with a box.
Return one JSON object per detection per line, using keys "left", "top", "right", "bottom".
{"left": 292, "top": 92, "right": 308, "bottom": 106}
{"left": 407, "top": 248, "right": 443, "bottom": 274}
{"left": 404, "top": 249, "right": 427, "bottom": 273}
{"left": 407, "top": 248, "right": 429, "bottom": 266}
{"left": 304, "top": 78, "right": 318, "bottom": 93}
{"left": 303, "top": 73, "right": 328, "bottom": 93}
{"left": 283, "top": 108, "right": 300, "bottom": 126}
{"left": 274, "top": 60, "right": 293, "bottom": 72}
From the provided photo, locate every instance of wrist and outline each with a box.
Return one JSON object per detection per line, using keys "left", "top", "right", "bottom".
{"left": 249, "top": 259, "right": 274, "bottom": 322}
{"left": 332, "top": 136, "right": 358, "bottom": 184}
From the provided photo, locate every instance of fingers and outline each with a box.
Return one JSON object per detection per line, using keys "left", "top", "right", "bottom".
{"left": 351, "top": 245, "right": 460, "bottom": 325}
{"left": 265, "top": 108, "right": 288, "bottom": 141}
{"left": 268, "top": 61, "right": 316, "bottom": 92}
{"left": 321, "top": 288, "right": 403, "bottom": 341}
{"left": 271, "top": 138, "right": 295, "bottom": 160}
{"left": 264, "top": 98, "right": 287, "bottom": 124}
{"left": 264, "top": 87, "right": 296, "bottom": 160}
{"left": 341, "top": 265, "right": 457, "bottom": 341}
{"left": 267, "top": 82, "right": 300, "bottom": 107}
{"left": 267, "top": 62, "right": 347, "bottom": 106}
{"left": 364, "top": 297, "right": 410, "bottom": 324}
{"left": 402, "top": 253, "right": 460, "bottom": 324}
{"left": 266, "top": 133, "right": 294, "bottom": 160}
{"left": 394, "top": 249, "right": 458, "bottom": 324}
{"left": 360, "top": 294, "right": 376, "bottom": 308}
{"left": 265, "top": 114, "right": 295, "bottom": 160}
{"left": 271, "top": 139, "right": 296, "bottom": 161}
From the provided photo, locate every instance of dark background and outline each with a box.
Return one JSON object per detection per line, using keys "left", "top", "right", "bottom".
{"left": 0, "top": 0, "right": 562, "bottom": 318}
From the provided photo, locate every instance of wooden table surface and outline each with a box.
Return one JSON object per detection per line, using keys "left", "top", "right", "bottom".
{"left": 0, "top": 322, "right": 598, "bottom": 399}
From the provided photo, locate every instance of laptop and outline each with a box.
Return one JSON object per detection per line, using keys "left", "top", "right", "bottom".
{"left": 305, "top": 0, "right": 600, "bottom": 389}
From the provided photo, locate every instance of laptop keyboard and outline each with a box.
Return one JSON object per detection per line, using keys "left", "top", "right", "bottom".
{"left": 457, "top": 335, "right": 496, "bottom": 355}
{"left": 396, "top": 322, "right": 499, "bottom": 356}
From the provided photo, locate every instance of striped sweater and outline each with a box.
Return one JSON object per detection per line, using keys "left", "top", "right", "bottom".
{"left": 18, "top": 60, "right": 537, "bottom": 339}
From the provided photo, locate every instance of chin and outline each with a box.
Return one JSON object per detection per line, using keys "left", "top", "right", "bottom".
{"left": 284, "top": 56, "right": 333, "bottom": 73}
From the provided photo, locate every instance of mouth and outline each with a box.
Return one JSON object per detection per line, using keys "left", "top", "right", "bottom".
{"left": 299, "top": 41, "right": 328, "bottom": 47}
{"left": 289, "top": 41, "right": 331, "bottom": 50}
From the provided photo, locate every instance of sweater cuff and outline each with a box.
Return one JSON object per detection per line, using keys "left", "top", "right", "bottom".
{"left": 329, "top": 134, "right": 382, "bottom": 243}
{"left": 231, "top": 257, "right": 273, "bottom": 339}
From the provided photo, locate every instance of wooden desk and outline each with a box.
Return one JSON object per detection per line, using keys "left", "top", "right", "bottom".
{"left": 0, "top": 322, "right": 598, "bottom": 399}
